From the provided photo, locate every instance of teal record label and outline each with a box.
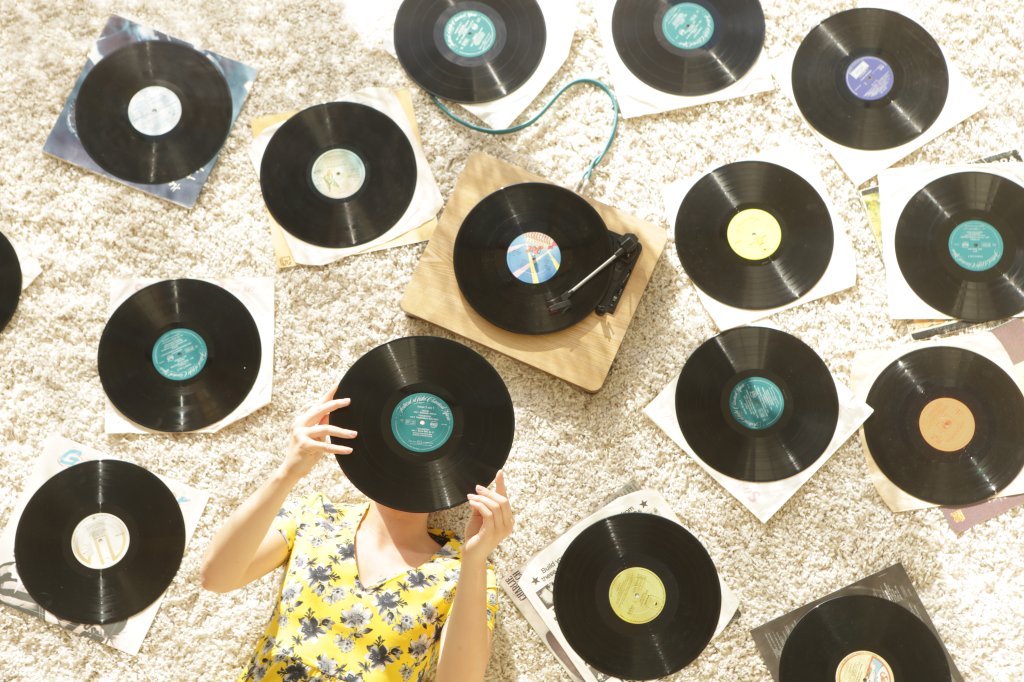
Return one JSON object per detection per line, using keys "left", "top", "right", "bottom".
{"left": 152, "top": 328, "right": 208, "bottom": 381}
{"left": 948, "top": 220, "right": 1004, "bottom": 272}
{"left": 728, "top": 377, "right": 785, "bottom": 430}
{"left": 662, "top": 3, "right": 715, "bottom": 50}
{"left": 391, "top": 392, "right": 455, "bottom": 453}
{"left": 506, "top": 232, "right": 561, "bottom": 284}
{"left": 444, "top": 10, "right": 497, "bottom": 58}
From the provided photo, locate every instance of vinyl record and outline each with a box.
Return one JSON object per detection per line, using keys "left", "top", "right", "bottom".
{"left": 330, "top": 336, "right": 514, "bottom": 513}
{"left": 260, "top": 102, "right": 418, "bottom": 249}
{"left": 97, "top": 279, "right": 262, "bottom": 432}
{"left": 14, "top": 459, "right": 186, "bottom": 625}
{"left": 552, "top": 513, "right": 721, "bottom": 680}
{"left": 611, "top": 0, "right": 766, "bottom": 96}
{"left": 0, "top": 230, "right": 22, "bottom": 334}
{"left": 895, "top": 171, "right": 1024, "bottom": 322}
{"left": 791, "top": 8, "right": 949, "bottom": 150}
{"left": 779, "top": 595, "right": 952, "bottom": 682}
{"left": 75, "top": 40, "right": 233, "bottom": 184}
{"left": 863, "top": 345, "right": 1024, "bottom": 506}
{"left": 453, "top": 183, "right": 613, "bottom": 334}
{"left": 675, "top": 327, "right": 839, "bottom": 482}
{"left": 675, "top": 160, "right": 834, "bottom": 310}
{"left": 394, "top": 0, "right": 547, "bottom": 103}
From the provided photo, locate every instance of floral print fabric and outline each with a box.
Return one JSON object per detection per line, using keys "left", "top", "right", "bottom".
{"left": 238, "top": 496, "right": 498, "bottom": 682}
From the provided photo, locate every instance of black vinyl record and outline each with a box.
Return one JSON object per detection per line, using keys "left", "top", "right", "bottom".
{"left": 260, "top": 102, "right": 418, "bottom": 249}
{"left": 675, "top": 160, "right": 834, "bottom": 310}
{"left": 330, "top": 336, "right": 515, "bottom": 513}
{"left": 863, "top": 345, "right": 1024, "bottom": 506}
{"left": 611, "top": 0, "right": 766, "bottom": 96}
{"left": 14, "top": 460, "right": 186, "bottom": 625}
{"left": 791, "top": 8, "right": 949, "bottom": 150}
{"left": 895, "top": 171, "right": 1024, "bottom": 322}
{"left": 675, "top": 327, "right": 839, "bottom": 482}
{"left": 394, "top": 0, "right": 547, "bottom": 103}
{"left": 552, "top": 513, "right": 721, "bottom": 680}
{"left": 97, "top": 279, "right": 262, "bottom": 432}
{"left": 75, "top": 40, "right": 233, "bottom": 184}
{"left": 0, "top": 230, "right": 22, "bottom": 334}
{"left": 779, "top": 595, "right": 952, "bottom": 682}
{"left": 453, "top": 183, "right": 613, "bottom": 334}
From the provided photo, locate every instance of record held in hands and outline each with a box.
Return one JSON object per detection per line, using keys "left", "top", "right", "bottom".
{"left": 260, "top": 102, "right": 418, "bottom": 249}
{"left": 75, "top": 40, "right": 233, "bottom": 184}
{"left": 791, "top": 8, "right": 949, "bottom": 150}
{"left": 779, "top": 595, "right": 952, "bottom": 682}
{"left": 330, "top": 336, "right": 514, "bottom": 513}
{"left": 863, "top": 345, "right": 1024, "bottom": 506}
{"left": 675, "top": 326, "right": 839, "bottom": 482}
{"left": 394, "top": 0, "right": 547, "bottom": 103}
{"left": 675, "top": 160, "right": 834, "bottom": 310}
{"left": 552, "top": 513, "right": 721, "bottom": 680}
{"left": 611, "top": 0, "right": 766, "bottom": 96}
{"left": 895, "top": 171, "right": 1024, "bottom": 321}
{"left": 0, "top": 230, "right": 22, "bottom": 334}
{"left": 14, "top": 459, "right": 186, "bottom": 625}
{"left": 454, "top": 182, "right": 613, "bottom": 334}
{"left": 97, "top": 279, "right": 262, "bottom": 432}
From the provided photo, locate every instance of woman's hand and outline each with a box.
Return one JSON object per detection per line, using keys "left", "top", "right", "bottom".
{"left": 280, "top": 386, "right": 357, "bottom": 480}
{"left": 462, "top": 470, "right": 513, "bottom": 564}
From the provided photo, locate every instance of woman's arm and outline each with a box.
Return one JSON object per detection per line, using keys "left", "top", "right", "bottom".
{"left": 435, "top": 472, "right": 514, "bottom": 682}
{"left": 200, "top": 391, "right": 356, "bottom": 593}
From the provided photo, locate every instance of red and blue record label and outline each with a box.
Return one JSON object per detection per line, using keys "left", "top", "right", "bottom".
{"left": 845, "top": 56, "right": 895, "bottom": 101}
{"left": 506, "top": 232, "right": 561, "bottom": 284}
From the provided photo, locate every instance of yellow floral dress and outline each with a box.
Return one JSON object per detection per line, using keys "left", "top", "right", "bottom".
{"left": 238, "top": 495, "right": 498, "bottom": 682}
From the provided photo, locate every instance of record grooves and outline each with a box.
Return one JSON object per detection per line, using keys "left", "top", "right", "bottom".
{"left": 394, "top": 0, "right": 547, "bottom": 103}
{"left": 97, "top": 279, "right": 262, "bottom": 432}
{"left": 791, "top": 8, "right": 949, "bottom": 150}
{"left": 454, "top": 183, "right": 613, "bottom": 334}
{"left": 675, "top": 327, "right": 839, "bottom": 482}
{"left": 14, "top": 460, "right": 186, "bottom": 625}
{"left": 75, "top": 40, "right": 233, "bottom": 184}
{"left": 675, "top": 160, "right": 834, "bottom": 310}
{"left": 552, "top": 513, "right": 721, "bottom": 680}
{"left": 260, "top": 102, "right": 418, "bottom": 249}
{"left": 863, "top": 345, "right": 1024, "bottom": 506}
{"left": 330, "top": 336, "right": 514, "bottom": 513}
{"left": 611, "top": 0, "right": 766, "bottom": 96}
{"left": 779, "top": 595, "right": 952, "bottom": 682}
{"left": 0, "top": 231, "right": 22, "bottom": 334}
{"left": 895, "top": 171, "right": 1024, "bottom": 321}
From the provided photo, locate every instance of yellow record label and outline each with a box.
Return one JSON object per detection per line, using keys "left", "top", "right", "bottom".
{"left": 727, "top": 208, "right": 782, "bottom": 260}
{"left": 608, "top": 567, "right": 666, "bottom": 625}
{"left": 836, "top": 650, "right": 894, "bottom": 682}
{"left": 919, "top": 397, "right": 976, "bottom": 452}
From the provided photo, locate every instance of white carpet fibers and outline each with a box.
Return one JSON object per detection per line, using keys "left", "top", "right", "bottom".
{"left": 1, "top": 0, "right": 1023, "bottom": 680}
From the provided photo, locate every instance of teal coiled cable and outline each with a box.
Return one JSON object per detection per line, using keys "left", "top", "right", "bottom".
{"left": 430, "top": 78, "right": 620, "bottom": 194}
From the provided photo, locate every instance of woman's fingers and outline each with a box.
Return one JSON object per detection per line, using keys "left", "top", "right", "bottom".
{"left": 474, "top": 485, "right": 511, "bottom": 531}
{"left": 319, "top": 383, "right": 340, "bottom": 403}
{"left": 305, "top": 424, "right": 358, "bottom": 440}
{"left": 468, "top": 499, "right": 496, "bottom": 535}
{"left": 301, "top": 397, "right": 350, "bottom": 427}
{"left": 468, "top": 493, "right": 507, "bottom": 537}
{"left": 495, "top": 470, "right": 507, "bottom": 498}
{"left": 300, "top": 436, "right": 352, "bottom": 455}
